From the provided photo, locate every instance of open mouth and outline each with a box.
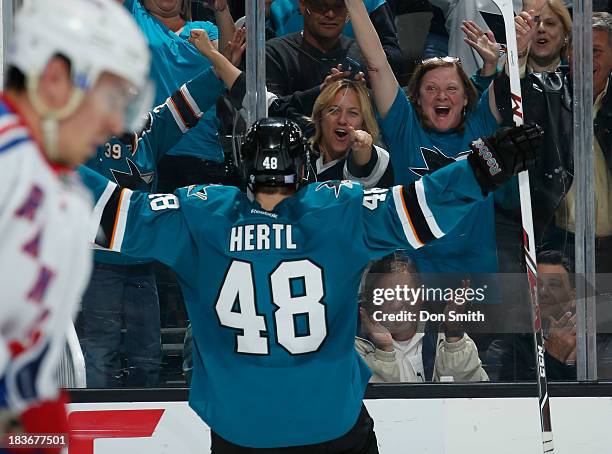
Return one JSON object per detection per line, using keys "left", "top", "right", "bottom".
{"left": 334, "top": 128, "right": 348, "bottom": 140}
{"left": 434, "top": 107, "right": 451, "bottom": 118}
{"left": 535, "top": 38, "right": 549, "bottom": 46}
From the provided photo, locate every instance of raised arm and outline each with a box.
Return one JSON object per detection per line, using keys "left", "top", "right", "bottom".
{"left": 207, "top": 0, "right": 237, "bottom": 54}
{"left": 361, "top": 124, "right": 542, "bottom": 254}
{"left": 136, "top": 66, "right": 224, "bottom": 164}
{"left": 79, "top": 166, "right": 196, "bottom": 271}
{"left": 487, "top": 9, "right": 540, "bottom": 124}
{"left": 461, "top": 20, "right": 500, "bottom": 78}
{"left": 189, "top": 28, "right": 241, "bottom": 89}
{"left": 120, "top": 29, "right": 238, "bottom": 165}
{"left": 368, "top": 2, "right": 405, "bottom": 77}
{"left": 344, "top": 0, "right": 399, "bottom": 118}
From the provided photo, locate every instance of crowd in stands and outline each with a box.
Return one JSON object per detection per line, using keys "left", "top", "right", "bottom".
{"left": 76, "top": 0, "right": 612, "bottom": 388}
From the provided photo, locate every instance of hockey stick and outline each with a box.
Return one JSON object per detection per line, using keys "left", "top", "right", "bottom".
{"left": 490, "top": 1, "right": 554, "bottom": 453}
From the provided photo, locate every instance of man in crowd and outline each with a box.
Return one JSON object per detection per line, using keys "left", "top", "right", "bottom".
{"left": 487, "top": 250, "right": 612, "bottom": 380}
{"left": 253, "top": 0, "right": 367, "bottom": 133}
{"left": 553, "top": 12, "right": 612, "bottom": 271}
{"left": 268, "top": 0, "right": 406, "bottom": 76}
{"left": 487, "top": 251, "right": 579, "bottom": 380}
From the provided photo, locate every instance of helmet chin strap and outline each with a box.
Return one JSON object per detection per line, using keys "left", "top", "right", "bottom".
{"left": 26, "top": 74, "right": 85, "bottom": 162}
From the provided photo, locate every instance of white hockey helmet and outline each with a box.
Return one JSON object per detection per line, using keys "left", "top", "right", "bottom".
{"left": 9, "top": 0, "right": 151, "bottom": 95}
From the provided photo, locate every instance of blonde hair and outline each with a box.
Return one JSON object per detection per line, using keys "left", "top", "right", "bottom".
{"left": 309, "top": 79, "right": 379, "bottom": 149}
{"left": 545, "top": 0, "right": 572, "bottom": 37}
{"left": 535, "top": 0, "right": 573, "bottom": 60}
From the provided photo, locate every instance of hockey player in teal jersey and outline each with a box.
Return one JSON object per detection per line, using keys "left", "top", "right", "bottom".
{"left": 79, "top": 118, "right": 542, "bottom": 452}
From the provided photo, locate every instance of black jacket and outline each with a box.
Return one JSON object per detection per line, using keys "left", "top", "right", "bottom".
{"left": 487, "top": 334, "right": 576, "bottom": 381}
{"left": 494, "top": 71, "right": 612, "bottom": 245}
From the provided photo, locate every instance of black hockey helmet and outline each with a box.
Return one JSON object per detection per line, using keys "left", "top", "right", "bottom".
{"left": 241, "top": 117, "right": 310, "bottom": 190}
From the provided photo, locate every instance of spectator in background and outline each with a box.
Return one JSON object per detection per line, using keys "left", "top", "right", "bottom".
{"left": 79, "top": 32, "right": 242, "bottom": 388}
{"left": 218, "top": 30, "right": 389, "bottom": 182}
{"left": 494, "top": 12, "right": 612, "bottom": 271}
{"left": 346, "top": 0, "right": 503, "bottom": 277}
{"left": 454, "top": 5, "right": 570, "bottom": 276}
{"left": 268, "top": 0, "right": 406, "bottom": 76}
{"left": 261, "top": 0, "right": 366, "bottom": 133}
{"left": 551, "top": 11, "right": 612, "bottom": 270}
{"left": 121, "top": 0, "right": 238, "bottom": 191}
{"left": 427, "top": 1, "right": 572, "bottom": 78}
{"left": 357, "top": 253, "right": 489, "bottom": 382}
{"left": 486, "top": 251, "right": 579, "bottom": 380}
{"left": 308, "top": 79, "right": 394, "bottom": 187}
{"left": 515, "top": 0, "right": 572, "bottom": 75}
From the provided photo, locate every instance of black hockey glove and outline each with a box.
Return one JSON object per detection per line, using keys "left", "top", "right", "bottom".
{"left": 467, "top": 123, "right": 544, "bottom": 195}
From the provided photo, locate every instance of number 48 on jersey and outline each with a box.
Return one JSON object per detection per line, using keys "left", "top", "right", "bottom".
{"left": 215, "top": 259, "right": 328, "bottom": 355}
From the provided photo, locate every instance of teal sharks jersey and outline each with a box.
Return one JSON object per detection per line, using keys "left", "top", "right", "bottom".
{"left": 85, "top": 67, "right": 223, "bottom": 265}
{"left": 79, "top": 158, "right": 486, "bottom": 448}
{"left": 125, "top": 0, "right": 224, "bottom": 161}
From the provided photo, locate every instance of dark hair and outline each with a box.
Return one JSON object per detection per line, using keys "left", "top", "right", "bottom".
{"left": 4, "top": 66, "right": 26, "bottom": 92}
{"left": 4, "top": 53, "right": 72, "bottom": 92}
{"left": 360, "top": 251, "right": 421, "bottom": 312}
{"left": 405, "top": 58, "right": 478, "bottom": 133}
{"left": 537, "top": 250, "right": 575, "bottom": 288}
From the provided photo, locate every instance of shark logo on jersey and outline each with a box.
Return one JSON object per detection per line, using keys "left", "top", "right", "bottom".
{"left": 410, "top": 146, "right": 470, "bottom": 177}
{"left": 315, "top": 180, "right": 353, "bottom": 197}
{"left": 110, "top": 158, "right": 154, "bottom": 190}
{"left": 187, "top": 184, "right": 209, "bottom": 201}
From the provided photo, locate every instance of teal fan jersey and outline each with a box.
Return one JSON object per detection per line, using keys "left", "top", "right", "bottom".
{"left": 85, "top": 67, "right": 223, "bottom": 265}
{"left": 79, "top": 159, "right": 486, "bottom": 448}
{"left": 124, "top": 0, "right": 223, "bottom": 161}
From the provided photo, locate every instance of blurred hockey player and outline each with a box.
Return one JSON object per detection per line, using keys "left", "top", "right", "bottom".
{"left": 0, "top": 0, "right": 150, "bottom": 449}
{"left": 80, "top": 118, "right": 542, "bottom": 452}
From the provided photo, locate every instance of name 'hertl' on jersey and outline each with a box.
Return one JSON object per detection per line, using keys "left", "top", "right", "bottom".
{"left": 79, "top": 160, "right": 486, "bottom": 448}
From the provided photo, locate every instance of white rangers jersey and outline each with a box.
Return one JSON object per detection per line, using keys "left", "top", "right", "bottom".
{"left": 0, "top": 97, "right": 93, "bottom": 412}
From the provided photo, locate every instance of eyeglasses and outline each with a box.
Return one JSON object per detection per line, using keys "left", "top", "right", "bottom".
{"left": 420, "top": 56, "right": 461, "bottom": 65}
{"left": 305, "top": 0, "right": 346, "bottom": 15}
